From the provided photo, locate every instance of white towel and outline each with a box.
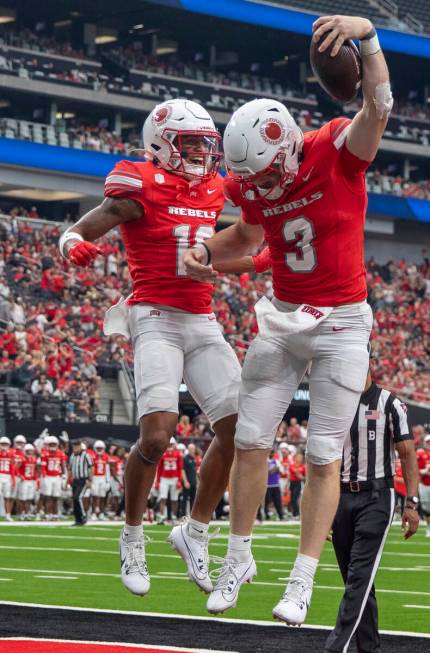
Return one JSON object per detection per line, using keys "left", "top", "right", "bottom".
{"left": 254, "top": 296, "right": 333, "bottom": 339}
{"left": 103, "top": 296, "right": 131, "bottom": 339}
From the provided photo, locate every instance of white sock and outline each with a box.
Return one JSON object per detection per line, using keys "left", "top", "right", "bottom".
{"left": 227, "top": 533, "right": 252, "bottom": 563}
{"left": 123, "top": 523, "right": 143, "bottom": 541}
{"left": 187, "top": 517, "right": 209, "bottom": 540}
{"left": 291, "top": 553, "right": 318, "bottom": 585}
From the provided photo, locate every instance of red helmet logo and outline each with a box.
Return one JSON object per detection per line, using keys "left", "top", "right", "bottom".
{"left": 260, "top": 119, "right": 285, "bottom": 144}
{"left": 152, "top": 105, "right": 171, "bottom": 125}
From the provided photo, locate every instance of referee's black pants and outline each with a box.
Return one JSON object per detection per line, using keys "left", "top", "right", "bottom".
{"left": 324, "top": 487, "right": 395, "bottom": 653}
{"left": 72, "top": 479, "right": 88, "bottom": 525}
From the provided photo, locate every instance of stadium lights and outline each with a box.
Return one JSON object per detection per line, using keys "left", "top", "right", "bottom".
{"left": 0, "top": 6, "right": 16, "bottom": 23}
{"left": 56, "top": 112, "right": 76, "bottom": 119}
{"left": 156, "top": 39, "right": 178, "bottom": 56}
{"left": 95, "top": 27, "right": 118, "bottom": 45}
{"left": 133, "top": 24, "right": 145, "bottom": 30}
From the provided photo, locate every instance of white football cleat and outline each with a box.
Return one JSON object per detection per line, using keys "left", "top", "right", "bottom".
{"left": 119, "top": 529, "right": 150, "bottom": 596}
{"left": 206, "top": 556, "right": 257, "bottom": 614}
{"left": 272, "top": 577, "right": 313, "bottom": 626}
{"left": 168, "top": 519, "right": 218, "bottom": 593}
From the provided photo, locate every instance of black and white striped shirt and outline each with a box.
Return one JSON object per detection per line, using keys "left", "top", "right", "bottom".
{"left": 341, "top": 383, "right": 412, "bottom": 483}
{"left": 69, "top": 451, "right": 93, "bottom": 480}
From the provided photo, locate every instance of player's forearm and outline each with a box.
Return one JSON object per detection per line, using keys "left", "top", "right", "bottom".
{"left": 205, "top": 222, "right": 263, "bottom": 265}
{"left": 397, "top": 441, "right": 419, "bottom": 497}
{"left": 214, "top": 256, "right": 255, "bottom": 274}
{"left": 347, "top": 44, "right": 391, "bottom": 162}
{"left": 62, "top": 198, "right": 142, "bottom": 256}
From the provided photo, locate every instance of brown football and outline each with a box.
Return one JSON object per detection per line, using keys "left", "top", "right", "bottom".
{"left": 310, "top": 36, "right": 362, "bottom": 104}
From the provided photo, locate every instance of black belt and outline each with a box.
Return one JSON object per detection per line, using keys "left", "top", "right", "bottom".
{"left": 341, "top": 478, "right": 393, "bottom": 493}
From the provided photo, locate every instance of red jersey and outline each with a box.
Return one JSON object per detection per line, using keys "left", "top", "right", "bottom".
{"left": 40, "top": 450, "right": 67, "bottom": 477}
{"left": 289, "top": 463, "right": 306, "bottom": 482}
{"left": 157, "top": 448, "right": 183, "bottom": 481}
{"left": 10, "top": 448, "right": 25, "bottom": 473}
{"left": 92, "top": 452, "right": 110, "bottom": 477}
{"left": 104, "top": 160, "right": 224, "bottom": 313}
{"left": 394, "top": 459, "right": 406, "bottom": 496}
{"left": 417, "top": 448, "right": 430, "bottom": 486}
{"left": 225, "top": 118, "right": 369, "bottom": 306}
{"left": 109, "top": 455, "right": 125, "bottom": 481}
{"left": 0, "top": 450, "right": 14, "bottom": 476}
{"left": 21, "top": 455, "right": 38, "bottom": 481}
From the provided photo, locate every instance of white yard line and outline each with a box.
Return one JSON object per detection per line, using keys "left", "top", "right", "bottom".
{"left": 34, "top": 575, "right": 78, "bottom": 580}
{"left": 403, "top": 604, "right": 430, "bottom": 610}
{"left": 0, "top": 601, "right": 429, "bottom": 638}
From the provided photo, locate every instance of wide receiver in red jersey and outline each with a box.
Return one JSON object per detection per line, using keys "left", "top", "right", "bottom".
{"left": 0, "top": 437, "right": 15, "bottom": 521}
{"left": 155, "top": 437, "right": 183, "bottom": 524}
{"left": 185, "top": 15, "right": 393, "bottom": 623}
{"left": 58, "top": 98, "right": 242, "bottom": 597}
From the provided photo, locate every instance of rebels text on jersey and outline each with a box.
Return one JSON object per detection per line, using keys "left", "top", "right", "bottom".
{"left": 104, "top": 160, "right": 224, "bottom": 313}
{"left": 225, "top": 118, "right": 370, "bottom": 307}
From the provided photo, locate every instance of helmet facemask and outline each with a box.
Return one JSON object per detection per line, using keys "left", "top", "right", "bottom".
{"left": 161, "top": 130, "right": 221, "bottom": 180}
{"left": 234, "top": 150, "right": 297, "bottom": 202}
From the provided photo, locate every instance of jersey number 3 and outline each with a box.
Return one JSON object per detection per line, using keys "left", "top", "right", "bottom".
{"left": 283, "top": 216, "right": 317, "bottom": 273}
{"left": 174, "top": 225, "right": 215, "bottom": 277}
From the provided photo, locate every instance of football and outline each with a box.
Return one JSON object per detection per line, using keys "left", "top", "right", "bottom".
{"left": 310, "top": 36, "right": 362, "bottom": 104}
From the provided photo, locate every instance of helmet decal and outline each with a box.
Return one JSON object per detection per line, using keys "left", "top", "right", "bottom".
{"left": 152, "top": 105, "right": 171, "bottom": 126}
{"left": 260, "top": 119, "right": 285, "bottom": 145}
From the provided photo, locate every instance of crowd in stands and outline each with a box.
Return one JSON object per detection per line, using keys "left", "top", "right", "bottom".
{"left": 1, "top": 211, "right": 430, "bottom": 414}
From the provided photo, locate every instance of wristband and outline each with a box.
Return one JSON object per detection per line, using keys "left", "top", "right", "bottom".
{"left": 59, "top": 230, "right": 84, "bottom": 258}
{"left": 193, "top": 242, "right": 212, "bottom": 265}
{"left": 360, "top": 27, "right": 380, "bottom": 57}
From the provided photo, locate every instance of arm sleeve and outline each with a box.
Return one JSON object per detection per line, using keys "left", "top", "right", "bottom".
{"left": 253, "top": 246, "right": 272, "bottom": 273}
{"left": 330, "top": 118, "right": 371, "bottom": 177}
{"left": 104, "top": 160, "right": 146, "bottom": 209}
{"left": 390, "top": 397, "right": 413, "bottom": 443}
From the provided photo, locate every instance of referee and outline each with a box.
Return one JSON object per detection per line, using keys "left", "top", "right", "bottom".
{"left": 324, "top": 367, "right": 420, "bottom": 653}
{"left": 68, "top": 440, "right": 93, "bottom": 526}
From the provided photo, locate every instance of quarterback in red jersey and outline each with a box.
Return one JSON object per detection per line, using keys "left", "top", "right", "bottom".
{"left": 0, "top": 437, "right": 15, "bottom": 520}
{"left": 58, "top": 99, "right": 241, "bottom": 597}
{"left": 156, "top": 437, "right": 183, "bottom": 523}
{"left": 185, "top": 15, "right": 393, "bottom": 623}
{"left": 417, "top": 434, "right": 430, "bottom": 538}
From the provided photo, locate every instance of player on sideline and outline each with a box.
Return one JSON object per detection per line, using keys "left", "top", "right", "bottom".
{"left": 58, "top": 99, "right": 243, "bottom": 597}
{"left": 184, "top": 15, "right": 392, "bottom": 624}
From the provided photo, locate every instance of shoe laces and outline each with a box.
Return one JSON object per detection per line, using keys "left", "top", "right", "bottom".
{"left": 123, "top": 534, "right": 151, "bottom": 577}
{"left": 209, "top": 556, "right": 241, "bottom": 592}
{"left": 281, "top": 577, "right": 310, "bottom": 608}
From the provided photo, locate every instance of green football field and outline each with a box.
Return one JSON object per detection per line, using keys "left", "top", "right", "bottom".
{"left": 0, "top": 521, "right": 429, "bottom": 634}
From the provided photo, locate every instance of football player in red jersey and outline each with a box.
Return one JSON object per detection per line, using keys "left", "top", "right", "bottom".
{"left": 155, "top": 437, "right": 183, "bottom": 524}
{"left": 18, "top": 443, "right": 38, "bottom": 520}
{"left": 10, "top": 434, "right": 26, "bottom": 514}
{"left": 58, "top": 99, "right": 243, "bottom": 597}
{"left": 90, "top": 440, "right": 110, "bottom": 520}
{"left": 417, "top": 434, "right": 430, "bottom": 538}
{"left": 0, "top": 437, "right": 15, "bottom": 521}
{"left": 185, "top": 15, "right": 392, "bottom": 623}
{"left": 39, "top": 436, "right": 68, "bottom": 520}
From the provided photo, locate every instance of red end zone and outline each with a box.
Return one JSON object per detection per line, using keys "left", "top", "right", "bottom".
{"left": 0, "top": 640, "right": 203, "bottom": 653}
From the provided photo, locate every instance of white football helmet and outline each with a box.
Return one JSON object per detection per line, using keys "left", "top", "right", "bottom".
{"left": 14, "top": 434, "right": 26, "bottom": 449}
{"left": 223, "top": 98, "right": 304, "bottom": 200}
{"left": 24, "top": 443, "right": 35, "bottom": 453}
{"left": 143, "top": 99, "right": 221, "bottom": 180}
{"left": 0, "top": 436, "right": 11, "bottom": 450}
{"left": 94, "top": 440, "right": 106, "bottom": 453}
{"left": 47, "top": 435, "right": 59, "bottom": 451}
